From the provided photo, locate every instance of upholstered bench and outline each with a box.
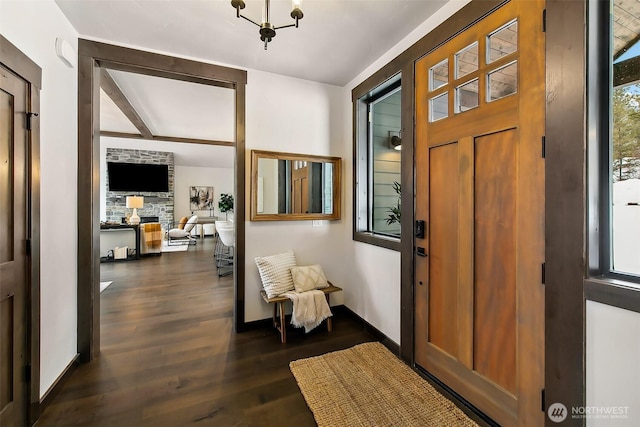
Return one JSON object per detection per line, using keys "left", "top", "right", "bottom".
{"left": 259, "top": 282, "right": 342, "bottom": 343}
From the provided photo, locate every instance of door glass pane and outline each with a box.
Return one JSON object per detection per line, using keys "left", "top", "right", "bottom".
{"left": 456, "top": 79, "right": 479, "bottom": 113}
{"left": 487, "top": 19, "right": 518, "bottom": 63}
{"left": 455, "top": 42, "right": 479, "bottom": 79}
{"left": 611, "top": 0, "right": 640, "bottom": 275}
{"left": 430, "top": 92, "right": 448, "bottom": 122}
{"left": 0, "top": 90, "right": 13, "bottom": 264}
{"left": 487, "top": 61, "right": 518, "bottom": 101}
{"left": 430, "top": 59, "right": 448, "bottom": 91}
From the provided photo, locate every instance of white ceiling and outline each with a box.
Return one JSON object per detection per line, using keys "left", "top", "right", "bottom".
{"left": 71, "top": 0, "right": 451, "bottom": 168}
{"left": 100, "top": 70, "right": 236, "bottom": 168}
{"left": 105, "top": 70, "right": 236, "bottom": 141}
{"left": 54, "top": 0, "right": 449, "bottom": 86}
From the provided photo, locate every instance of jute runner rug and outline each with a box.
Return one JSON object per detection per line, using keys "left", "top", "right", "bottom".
{"left": 289, "top": 341, "right": 479, "bottom": 427}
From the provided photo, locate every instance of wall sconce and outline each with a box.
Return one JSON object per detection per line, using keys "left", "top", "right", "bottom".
{"left": 389, "top": 131, "right": 402, "bottom": 151}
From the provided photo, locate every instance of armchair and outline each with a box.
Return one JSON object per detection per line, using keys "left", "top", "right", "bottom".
{"left": 168, "top": 215, "right": 198, "bottom": 245}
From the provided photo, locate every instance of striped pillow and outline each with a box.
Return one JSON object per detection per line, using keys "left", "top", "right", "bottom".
{"left": 255, "top": 250, "right": 297, "bottom": 298}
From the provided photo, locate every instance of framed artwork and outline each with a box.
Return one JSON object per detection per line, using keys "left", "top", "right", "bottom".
{"left": 190, "top": 186, "right": 214, "bottom": 211}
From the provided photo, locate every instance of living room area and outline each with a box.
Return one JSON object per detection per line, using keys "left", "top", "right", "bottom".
{"left": 98, "top": 69, "right": 236, "bottom": 287}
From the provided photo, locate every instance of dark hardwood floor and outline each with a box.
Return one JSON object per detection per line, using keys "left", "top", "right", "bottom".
{"left": 36, "top": 238, "right": 376, "bottom": 426}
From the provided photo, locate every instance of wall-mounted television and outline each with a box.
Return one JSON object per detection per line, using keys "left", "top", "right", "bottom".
{"left": 107, "top": 162, "right": 169, "bottom": 192}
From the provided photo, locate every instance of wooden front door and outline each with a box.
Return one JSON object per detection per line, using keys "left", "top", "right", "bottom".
{"left": 414, "top": 1, "right": 545, "bottom": 425}
{"left": 0, "top": 65, "right": 29, "bottom": 426}
{"left": 291, "top": 161, "right": 309, "bottom": 213}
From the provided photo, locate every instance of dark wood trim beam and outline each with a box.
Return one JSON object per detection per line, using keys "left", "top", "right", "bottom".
{"left": 0, "top": 35, "right": 42, "bottom": 89}
{"left": 613, "top": 55, "right": 640, "bottom": 87}
{"left": 585, "top": 279, "right": 640, "bottom": 314}
{"left": 545, "top": 0, "right": 587, "bottom": 424}
{"left": 78, "top": 40, "right": 248, "bottom": 362}
{"left": 400, "top": 60, "right": 415, "bottom": 365}
{"left": 100, "top": 69, "right": 152, "bottom": 138}
{"left": 99, "top": 131, "right": 234, "bottom": 147}
{"left": 28, "top": 86, "right": 42, "bottom": 427}
{"left": 77, "top": 53, "right": 102, "bottom": 362}
{"left": 353, "top": 232, "right": 401, "bottom": 251}
{"left": 234, "top": 81, "right": 246, "bottom": 332}
{"left": 79, "top": 39, "right": 247, "bottom": 86}
{"left": 99, "top": 61, "right": 236, "bottom": 90}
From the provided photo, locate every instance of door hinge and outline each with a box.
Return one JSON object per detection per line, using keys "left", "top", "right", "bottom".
{"left": 26, "top": 238, "right": 31, "bottom": 256}
{"left": 541, "top": 389, "right": 546, "bottom": 411}
{"left": 541, "top": 136, "right": 546, "bottom": 158}
{"left": 542, "top": 9, "right": 546, "bottom": 33}
{"left": 24, "top": 364, "right": 31, "bottom": 382}
{"left": 26, "top": 112, "right": 39, "bottom": 131}
{"left": 368, "top": 111, "right": 373, "bottom": 123}
{"left": 542, "top": 262, "right": 546, "bottom": 285}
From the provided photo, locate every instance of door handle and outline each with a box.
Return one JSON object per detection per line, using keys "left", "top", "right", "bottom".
{"left": 415, "top": 247, "right": 427, "bottom": 257}
{"left": 415, "top": 220, "right": 425, "bottom": 238}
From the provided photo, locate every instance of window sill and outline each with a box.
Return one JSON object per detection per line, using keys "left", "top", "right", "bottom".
{"left": 353, "top": 231, "right": 401, "bottom": 252}
{"left": 584, "top": 277, "right": 640, "bottom": 313}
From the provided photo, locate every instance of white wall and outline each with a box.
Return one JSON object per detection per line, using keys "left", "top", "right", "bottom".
{"left": 244, "top": 70, "right": 346, "bottom": 321}
{"left": 0, "top": 0, "right": 79, "bottom": 397}
{"left": 0, "top": 0, "right": 471, "bottom": 399}
{"left": 339, "top": 0, "right": 472, "bottom": 344}
{"left": 174, "top": 164, "right": 234, "bottom": 219}
{"left": 587, "top": 301, "right": 640, "bottom": 426}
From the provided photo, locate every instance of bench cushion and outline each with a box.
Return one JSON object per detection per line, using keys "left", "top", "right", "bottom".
{"left": 255, "top": 250, "right": 297, "bottom": 298}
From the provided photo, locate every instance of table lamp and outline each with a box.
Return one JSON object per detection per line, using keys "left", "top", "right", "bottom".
{"left": 126, "top": 196, "right": 144, "bottom": 225}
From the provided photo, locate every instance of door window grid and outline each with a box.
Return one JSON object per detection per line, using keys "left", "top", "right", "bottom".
{"left": 456, "top": 79, "right": 479, "bottom": 112}
{"left": 455, "top": 42, "right": 479, "bottom": 79}
{"left": 430, "top": 58, "right": 449, "bottom": 91}
{"left": 427, "top": 19, "right": 519, "bottom": 122}
{"left": 487, "top": 19, "right": 518, "bottom": 63}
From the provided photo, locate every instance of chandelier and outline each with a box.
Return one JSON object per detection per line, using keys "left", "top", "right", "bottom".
{"left": 230, "top": 0, "right": 304, "bottom": 50}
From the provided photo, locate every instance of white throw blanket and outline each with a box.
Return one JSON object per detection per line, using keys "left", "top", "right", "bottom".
{"left": 282, "top": 290, "right": 332, "bottom": 333}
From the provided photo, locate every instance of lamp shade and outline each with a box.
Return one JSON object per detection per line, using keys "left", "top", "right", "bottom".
{"left": 126, "top": 196, "right": 144, "bottom": 209}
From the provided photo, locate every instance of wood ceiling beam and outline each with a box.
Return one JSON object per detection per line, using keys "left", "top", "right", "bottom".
{"left": 100, "top": 131, "right": 234, "bottom": 147}
{"left": 99, "top": 61, "right": 237, "bottom": 90}
{"left": 100, "top": 69, "right": 153, "bottom": 138}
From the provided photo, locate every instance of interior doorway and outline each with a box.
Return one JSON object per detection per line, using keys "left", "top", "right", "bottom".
{"left": 77, "top": 39, "right": 247, "bottom": 361}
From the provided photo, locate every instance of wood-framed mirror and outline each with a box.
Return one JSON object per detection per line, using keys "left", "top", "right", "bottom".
{"left": 250, "top": 150, "right": 341, "bottom": 221}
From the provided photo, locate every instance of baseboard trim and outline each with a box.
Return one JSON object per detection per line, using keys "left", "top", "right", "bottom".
{"left": 241, "top": 305, "right": 400, "bottom": 357}
{"left": 39, "top": 353, "right": 80, "bottom": 413}
{"left": 242, "top": 317, "right": 273, "bottom": 331}
{"left": 333, "top": 305, "right": 400, "bottom": 356}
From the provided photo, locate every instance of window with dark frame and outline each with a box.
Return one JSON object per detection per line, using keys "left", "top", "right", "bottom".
{"left": 606, "top": 0, "right": 640, "bottom": 278}
{"left": 354, "top": 74, "right": 402, "bottom": 249}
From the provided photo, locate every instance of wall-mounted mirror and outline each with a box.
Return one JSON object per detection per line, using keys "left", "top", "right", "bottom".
{"left": 250, "top": 150, "right": 341, "bottom": 221}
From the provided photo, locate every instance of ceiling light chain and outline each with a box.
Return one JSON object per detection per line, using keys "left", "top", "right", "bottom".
{"left": 231, "top": 0, "right": 304, "bottom": 50}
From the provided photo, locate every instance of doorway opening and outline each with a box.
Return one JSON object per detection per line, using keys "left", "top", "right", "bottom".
{"left": 77, "top": 39, "right": 247, "bottom": 361}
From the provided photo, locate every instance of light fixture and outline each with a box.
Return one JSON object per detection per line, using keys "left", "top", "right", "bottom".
{"left": 231, "top": 0, "right": 304, "bottom": 50}
{"left": 389, "top": 131, "right": 402, "bottom": 151}
{"left": 126, "top": 196, "right": 144, "bottom": 225}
